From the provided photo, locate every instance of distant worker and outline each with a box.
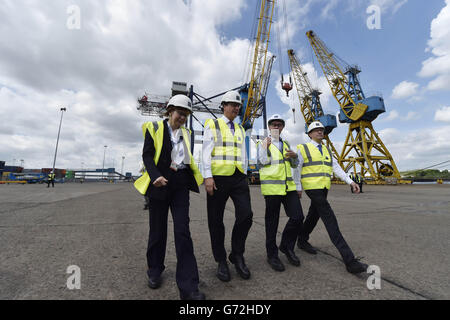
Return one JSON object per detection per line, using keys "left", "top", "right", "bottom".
{"left": 258, "top": 114, "right": 304, "bottom": 272}
{"left": 47, "top": 172, "right": 55, "bottom": 188}
{"left": 350, "top": 172, "right": 364, "bottom": 193}
{"left": 296, "top": 121, "right": 368, "bottom": 274}
{"left": 202, "top": 90, "right": 253, "bottom": 282}
{"left": 134, "top": 94, "right": 205, "bottom": 300}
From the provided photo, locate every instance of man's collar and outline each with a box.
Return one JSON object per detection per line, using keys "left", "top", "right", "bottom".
{"left": 309, "top": 139, "right": 322, "bottom": 146}
{"left": 221, "top": 115, "right": 234, "bottom": 123}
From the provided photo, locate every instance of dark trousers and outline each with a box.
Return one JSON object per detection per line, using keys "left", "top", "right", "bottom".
{"left": 146, "top": 169, "right": 199, "bottom": 295}
{"left": 47, "top": 180, "right": 54, "bottom": 188}
{"left": 265, "top": 191, "right": 304, "bottom": 258}
{"left": 207, "top": 170, "right": 253, "bottom": 262}
{"left": 298, "top": 188, "right": 355, "bottom": 264}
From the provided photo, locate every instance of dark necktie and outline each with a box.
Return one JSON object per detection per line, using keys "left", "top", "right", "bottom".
{"left": 229, "top": 121, "right": 235, "bottom": 134}
{"left": 317, "top": 144, "right": 323, "bottom": 155}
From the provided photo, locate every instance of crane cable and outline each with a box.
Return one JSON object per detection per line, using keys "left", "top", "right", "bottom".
{"left": 276, "top": 0, "right": 290, "bottom": 82}
{"left": 242, "top": 0, "right": 261, "bottom": 85}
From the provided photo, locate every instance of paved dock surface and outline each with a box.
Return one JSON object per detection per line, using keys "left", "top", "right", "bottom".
{"left": 1, "top": 182, "right": 449, "bottom": 300}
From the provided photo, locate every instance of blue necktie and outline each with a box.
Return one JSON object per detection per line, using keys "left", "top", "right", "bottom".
{"left": 229, "top": 121, "right": 235, "bottom": 134}
{"left": 317, "top": 144, "right": 323, "bottom": 155}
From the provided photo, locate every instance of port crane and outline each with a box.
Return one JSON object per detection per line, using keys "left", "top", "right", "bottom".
{"left": 306, "top": 30, "right": 401, "bottom": 181}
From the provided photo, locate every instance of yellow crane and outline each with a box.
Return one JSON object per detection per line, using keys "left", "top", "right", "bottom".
{"left": 287, "top": 49, "right": 340, "bottom": 162}
{"left": 240, "top": 0, "right": 276, "bottom": 130}
{"left": 306, "top": 30, "right": 401, "bottom": 182}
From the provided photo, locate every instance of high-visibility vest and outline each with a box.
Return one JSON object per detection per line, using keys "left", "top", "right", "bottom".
{"left": 134, "top": 121, "right": 203, "bottom": 195}
{"left": 350, "top": 173, "right": 362, "bottom": 184}
{"left": 48, "top": 173, "right": 55, "bottom": 180}
{"left": 297, "top": 142, "right": 333, "bottom": 190}
{"left": 205, "top": 118, "right": 245, "bottom": 176}
{"left": 258, "top": 140, "right": 297, "bottom": 196}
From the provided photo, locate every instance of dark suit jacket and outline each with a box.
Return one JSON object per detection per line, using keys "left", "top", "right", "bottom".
{"left": 142, "top": 119, "right": 199, "bottom": 200}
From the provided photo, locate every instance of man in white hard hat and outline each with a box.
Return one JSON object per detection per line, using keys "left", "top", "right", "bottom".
{"left": 257, "top": 114, "right": 304, "bottom": 272}
{"left": 295, "top": 121, "right": 368, "bottom": 274}
{"left": 202, "top": 90, "right": 253, "bottom": 282}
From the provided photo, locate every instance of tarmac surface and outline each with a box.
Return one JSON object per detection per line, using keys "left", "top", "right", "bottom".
{"left": 0, "top": 182, "right": 449, "bottom": 300}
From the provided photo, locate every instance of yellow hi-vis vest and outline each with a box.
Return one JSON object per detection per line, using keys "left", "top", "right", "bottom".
{"left": 297, "top": 142, "right": 333, "bottom": 190}
{"left": 205, "top": 118, "right": 245, "bottom": 176}
{"left": 134, "top": 121, "right": 203, "bottom": 195}
{"left": 258, "top": 141, "right": 297, "bottom": 196}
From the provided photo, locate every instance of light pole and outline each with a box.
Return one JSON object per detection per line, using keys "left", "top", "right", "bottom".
{"left": 121, "top": 156, "right": 125, "bottom": 177}
{"left": 52, "top": 107, "right": 67, "bottom": 176}
{"left": 102, "top": 145, "right": 107, "bottom": 180}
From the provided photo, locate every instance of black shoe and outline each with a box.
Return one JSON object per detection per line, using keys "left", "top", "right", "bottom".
{"left": 180, "top": 290, "right": 206, "bottom": 300}
{"left": 297, "top": 241, "right": 317, "bottom": 255}
{"left": 147, "top": 275, "right": 162, "bottom": 289}
{"left": 267, "top": 256, "right": 285, "bottom": 272}
{"left": 279, "top": 246, "right": 301, "bottom": 266}
{"left": 228, "top": 253, "right": 251, "bottom": 280}
{"left": 216, "top": 261, "right": 231, "bottom": 282}
{"left": 346, "top": 258, "right": 368, "bottom": 274}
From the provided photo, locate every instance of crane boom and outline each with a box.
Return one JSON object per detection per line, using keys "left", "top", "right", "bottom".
{"left": 241, "top": 0, "right": 276, "bottom": 130}
{"left": 306, "top": 30, "right": 367, "bottom": 122}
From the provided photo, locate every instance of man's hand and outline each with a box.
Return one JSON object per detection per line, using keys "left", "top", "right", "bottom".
{"left": 153, "top": 176, "right": 168, "bottom": 187}
{"left": 204, "top": 177, "right": 217, "bottom": 196}
{"left": 297, "top": 191, "right": 302, "bottom": 198}
{"left": 285, "top": 149, "right": 298, "bottom": 159}
{"left": 263, "top": 137, "right": 272, "bottom": 149}
{"left": 351, "top": 182, "right": 360, "bottom": 194}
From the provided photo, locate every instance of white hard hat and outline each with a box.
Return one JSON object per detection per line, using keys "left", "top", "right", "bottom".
{"left": 167, "top": 94, "right": 193, "bottom": 112}
{"left": 221, "top": 90, "right": 242, "bottom": 105}
{"left": 268, "top": 114, "right": 285, "bottom": 126}
{"left": 307, "top": 121, "right": 325, "bottom": 134}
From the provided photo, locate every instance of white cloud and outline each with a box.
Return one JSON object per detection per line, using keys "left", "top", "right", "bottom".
{"left": 370, "top": 0, "right": 408, "bottom": 14}
{"left": 379, "top": 126, "right": 450, "bottom": 171}
{"left": 435, "top": 106, "right": 450, "bottom": 122}
{"left": 418, "top": 0, "right": 450, "bottom": 91}
{"left": 385, "top": 110, "right": 399, "bottom": 121}
{"left": 0, "top": 0, "right": 252, "bottom": 174}
{"left": 405, "top": 111, "right": 419, "bottom": 121}
{"left": 391, "top": 81, "right": 420, "bottom": 99}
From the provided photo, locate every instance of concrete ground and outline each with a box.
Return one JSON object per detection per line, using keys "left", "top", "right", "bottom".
{"left": 0, "top": 182, "right": 449, "bottom": 300}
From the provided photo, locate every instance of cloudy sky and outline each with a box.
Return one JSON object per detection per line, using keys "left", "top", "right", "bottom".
{"left": 1, "top": 0, "right": 449, "bottom": 174}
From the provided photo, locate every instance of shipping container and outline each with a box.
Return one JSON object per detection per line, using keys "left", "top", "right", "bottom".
{"left": 4, "top": 166, "right": 23, "bottom": 173}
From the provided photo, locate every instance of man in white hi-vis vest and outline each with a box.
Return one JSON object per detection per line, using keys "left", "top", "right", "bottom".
{"left": 295, "top": 121, "right": 368, "bottom": 274}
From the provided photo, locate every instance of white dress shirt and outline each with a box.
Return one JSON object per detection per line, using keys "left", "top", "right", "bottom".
{"left": 167, "top": 124, "right": 188, "bottom": 170}
{"left": 202, "top": 116, "right": 248, "bottom": 179}
{"left": 293, "top": 139, "right": 353, "bottom": 191}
